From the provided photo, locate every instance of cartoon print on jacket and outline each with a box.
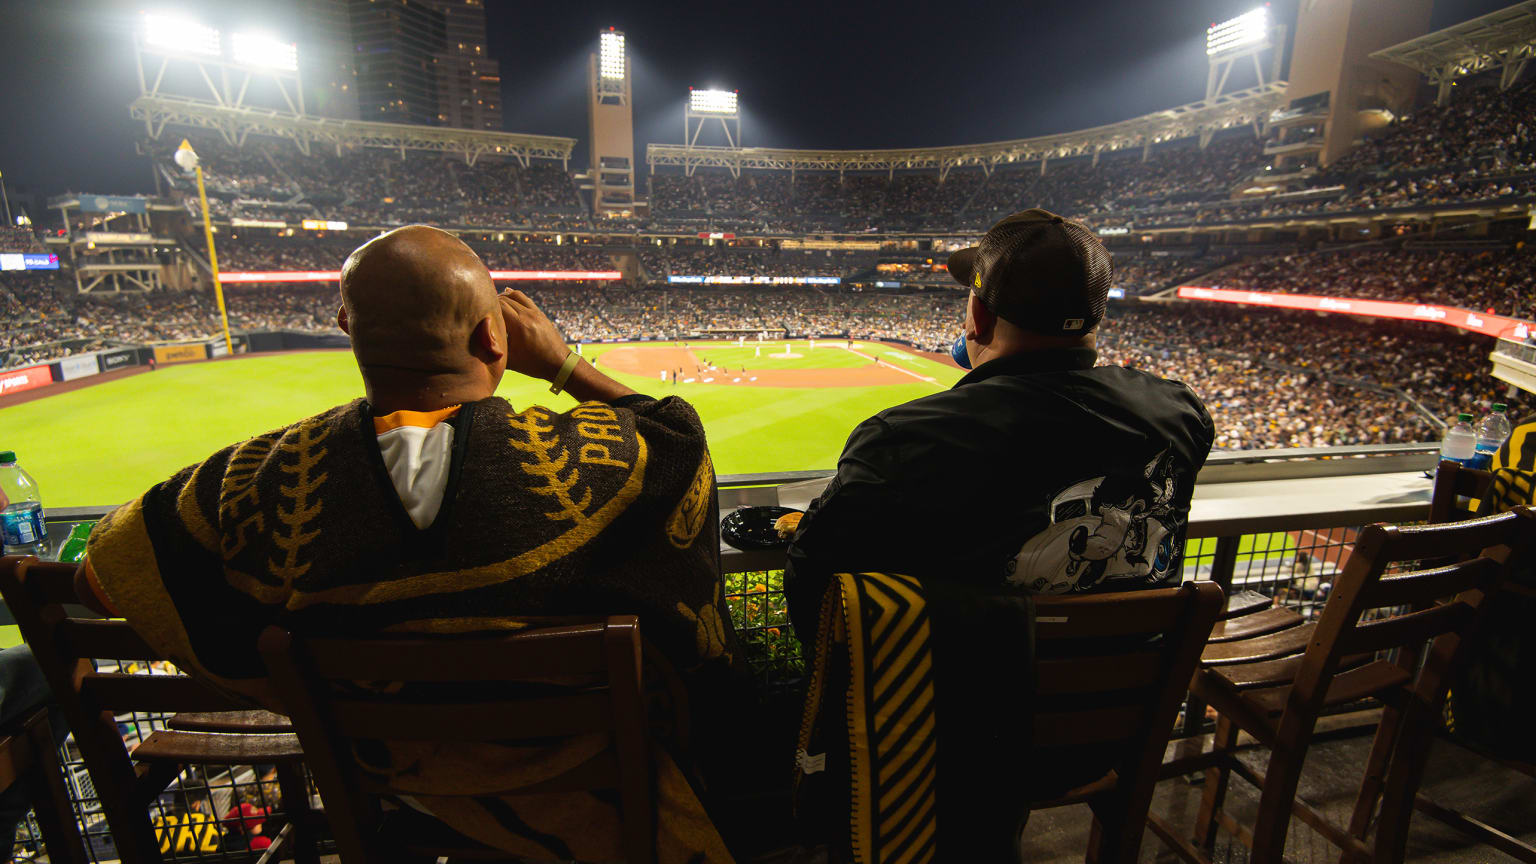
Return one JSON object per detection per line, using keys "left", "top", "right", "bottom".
{"left": 1005, "top": 449, "right": 1181, "bottom": 593}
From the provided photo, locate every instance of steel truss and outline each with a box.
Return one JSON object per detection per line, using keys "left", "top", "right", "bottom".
{"left": 1371, "top": 0, "right": 1536, "bottom": 105}
{"left": 130, "top": 95, "right": 576, "bottom": 167}
{"left": 647, "top": 83, "right": 1286, "bottom": 178}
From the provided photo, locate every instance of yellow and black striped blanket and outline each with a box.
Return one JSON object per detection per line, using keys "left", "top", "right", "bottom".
{"left": 85, "top": 395, "right": 739, "bottom": 863}
{"left": 793, "top": 572, "right": 1040, "bottom": 863}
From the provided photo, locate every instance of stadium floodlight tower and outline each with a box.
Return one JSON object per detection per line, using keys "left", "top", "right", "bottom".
{"left": 685, "top": 88, "right": 740, "bottom": 150}
{"left": 586, "top": 27, "right": 637, "bottom": 217}
{"left": 1205, "top": 6, "right": 1285, "bottom": 104}
{"left": 133, "top": 13, "right": 305, "bottom": 139}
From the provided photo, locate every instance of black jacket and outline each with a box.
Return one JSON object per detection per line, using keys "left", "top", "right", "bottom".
{"left": 785, "top": 347, "right": 1214, "bottom": 640}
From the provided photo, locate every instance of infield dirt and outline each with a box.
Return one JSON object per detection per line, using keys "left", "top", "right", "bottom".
{"left": 598, "top": 345, "right": 926, "bottom": 388}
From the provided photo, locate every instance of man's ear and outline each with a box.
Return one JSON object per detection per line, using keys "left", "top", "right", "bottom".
{"left": 336, "top": 305, "right": 349, "bottom": 334}
{"left": 968, "top": 293, "right": 996, "bottom": 343}
{"left": 472, "top": 314, "right": 505, "bottom": 363}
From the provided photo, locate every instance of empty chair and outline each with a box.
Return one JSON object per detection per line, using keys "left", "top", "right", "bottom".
{"left": 1150, "top": 507, "right": 1536, "bottom": 864}
{"left": 0, "top": 556, "right": 317, "bottom": 864}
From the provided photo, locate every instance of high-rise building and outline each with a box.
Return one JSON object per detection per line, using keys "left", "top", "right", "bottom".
{"left": 348, "top": 0, "right": 446, "bottom": 126}
{"left": 422, "top": 0, "right": 503, "bottom": 130}
{"left": 298, "top": 0, "right": 359, "bottom": 120}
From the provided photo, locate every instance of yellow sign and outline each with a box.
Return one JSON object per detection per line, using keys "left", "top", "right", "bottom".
{"left": 154, "top": 811, "right": 222, "bottom": 854}
{"left": 153, "top": 344, "right": 207, "bottom": 363}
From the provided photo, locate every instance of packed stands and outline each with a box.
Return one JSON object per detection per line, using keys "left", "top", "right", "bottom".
{"left": 0, "top": 226, "right": 46, "bottom": 253}
{"left": 150, "top": 135, "right": 586, "bottom": 230}
{"left": 1202, "top": 244, "right": 1536, "bottom": 319}
{"left": 10, "top": 255, "right": 1521, "bottom": 452}
{"left": 128, "top": 78, "right": 1536, "bottom": 239}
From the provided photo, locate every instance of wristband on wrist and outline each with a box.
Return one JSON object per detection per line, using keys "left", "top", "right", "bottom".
{"left": 548, "top": 350, "right": 581, "bottom": 395}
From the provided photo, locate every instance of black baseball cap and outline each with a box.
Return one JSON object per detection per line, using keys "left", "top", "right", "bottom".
{"left": 947, "top": 209, "right": 1113, "bottom": 335}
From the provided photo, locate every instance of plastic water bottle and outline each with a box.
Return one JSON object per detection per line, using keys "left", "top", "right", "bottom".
{"left": 1470, "top": 403, "right": 1512, "bottom": 470}
{"left": 0, "top": 451, "right": 46, "bottom": 557}
{"left": 1440, "top": 414, "right": 1477, "bottom": 468}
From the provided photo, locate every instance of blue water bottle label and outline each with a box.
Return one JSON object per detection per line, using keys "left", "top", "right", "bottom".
{"left": 1, "top": 504, "right": 44, "bottom": 547}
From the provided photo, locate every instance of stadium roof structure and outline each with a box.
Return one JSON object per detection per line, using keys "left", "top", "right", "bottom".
{"left": 1371, "top": 0, "right": 1536, "bottom": 103}
{"left": 647, "top": 82, "right": 1287, "bottom": 178}
{"left": 129, "top": 95, "right": 577, "bottom": 167}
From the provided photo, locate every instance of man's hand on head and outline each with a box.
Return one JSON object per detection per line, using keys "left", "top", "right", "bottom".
{"left": 498, "top": 289, "right": 571, "bottom": 381}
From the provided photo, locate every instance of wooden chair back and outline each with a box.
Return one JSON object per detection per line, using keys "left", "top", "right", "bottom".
{"left": 1027, "top": 581, "right": 1225, "bottom": 863}
{"left": 0, "top": 556, "right": 252, "bottom": 862}
{"left": 257, "top": 615, "right": 656, "bottom": 864}
{"left": 1429, "top": 459, "right": 1493, "bottom": 524}
{"left": 1276, "top": 507, "right": 1536, "bottom": 861}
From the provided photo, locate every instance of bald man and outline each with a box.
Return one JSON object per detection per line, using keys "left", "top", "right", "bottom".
{"left": 81, "top": 226, "right": 739, "bottom": 862}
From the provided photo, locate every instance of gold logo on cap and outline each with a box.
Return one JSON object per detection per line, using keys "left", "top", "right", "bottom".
{"left": 972, "top": 272, "right": 981, "bottom": 289}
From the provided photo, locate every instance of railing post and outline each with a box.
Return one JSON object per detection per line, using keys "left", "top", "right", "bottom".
{"left": 1178, "top": 534, "right": 1240, "bottom": 759}
{"left": 1208, "top": 535, "right": 1240, "bottom": 594}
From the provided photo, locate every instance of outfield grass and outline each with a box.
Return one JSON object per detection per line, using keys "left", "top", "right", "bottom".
{"left": 2, "top": 342, "right": 963, "bottom": 507}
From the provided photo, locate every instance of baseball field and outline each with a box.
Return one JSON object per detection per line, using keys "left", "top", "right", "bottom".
{"left": 2, "top": 339, "right": 963, "bottom": 507}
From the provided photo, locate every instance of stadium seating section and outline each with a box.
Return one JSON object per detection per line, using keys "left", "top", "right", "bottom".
{"left": 4, "top": 76, "right": 1533, "bottom": 455}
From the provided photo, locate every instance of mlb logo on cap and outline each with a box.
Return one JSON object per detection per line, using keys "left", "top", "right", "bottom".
{"left": 1063, "top": 318, "right": 1085, "bottom": 331}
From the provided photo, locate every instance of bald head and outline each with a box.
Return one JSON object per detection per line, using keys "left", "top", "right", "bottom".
{"left": 339, "top": 225, "right": 499, "bottom": 372}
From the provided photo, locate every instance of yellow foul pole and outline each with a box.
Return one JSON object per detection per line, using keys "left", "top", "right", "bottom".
{"left": 181, "top": 139, "right": 233, "bottom": 356}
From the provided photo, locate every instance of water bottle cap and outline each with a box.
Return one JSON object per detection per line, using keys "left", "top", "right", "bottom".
{"left": 1457, "top": 413, "right": 1474, "bottom": 422}
{"left": 0, "top": 451, "right": 13, "bottom": 464}
{"left": 1492, "top": 403, "right": 1506, "bottom": 412}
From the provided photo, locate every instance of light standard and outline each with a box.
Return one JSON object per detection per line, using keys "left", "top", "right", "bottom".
{"left": 174, "top": 139, "right": 233, "bottom": 356}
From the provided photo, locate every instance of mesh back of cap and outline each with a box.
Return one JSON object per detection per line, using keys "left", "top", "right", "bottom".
{"left": 974, "top": 211, "right": 1112, "bottom": 334}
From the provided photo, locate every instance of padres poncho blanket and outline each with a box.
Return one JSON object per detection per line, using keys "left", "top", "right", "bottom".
{"left": 793, "top": 572, "right": 1044, "bottom": 863}
{"left": 85, "top": 394, "right": 740, "bottom": 863}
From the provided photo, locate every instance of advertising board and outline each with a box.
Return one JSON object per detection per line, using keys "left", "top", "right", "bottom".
{"left": 0, "top": 365, "right": 52, "bottom": 397}
{"left": 59, "top": 354, "right": 101, "bottom": 381}
{"left": 100, "top": 348, "right": 139, "bottom": 372}
{"left": 153, "top": 344, "right": 208, "bottom": 364}
{"left": 0, "top": 253, "right": 59, "bottom": 271}
{"left": 80, "top": 195, "right": 149, "bottom": 214}
{"left": 220, "top": 270, "right": 624, "bottom": 283}
{"left": 1176, "top": 286, "right": 1531, "bottom": 339}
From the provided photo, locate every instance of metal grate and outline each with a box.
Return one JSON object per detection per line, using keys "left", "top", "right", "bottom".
{"left": 13, "top": 656, "right": 314, "bottom": 863}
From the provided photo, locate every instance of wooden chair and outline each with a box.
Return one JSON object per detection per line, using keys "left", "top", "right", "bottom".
{"left": 1019, "top": 581, "right": 1225, "bottom": 864}
{"left": 1148, "top": 507, "right": 1536, "bottom": 864}
{"left": 0, "top": 556, "right": 318, "bottom": 864}
{"left": 257, "top": 615, "right": 659, "bottom": 863}
{"left": 0, "top": 707, "right": 87, "bottom": 864}
{"left": 1428, "top": 458, "right": 1493, "bottom": 524}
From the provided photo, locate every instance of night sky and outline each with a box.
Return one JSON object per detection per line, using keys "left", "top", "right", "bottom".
{"left": 0, "top": 0, "right": 1519, "bottom": 220}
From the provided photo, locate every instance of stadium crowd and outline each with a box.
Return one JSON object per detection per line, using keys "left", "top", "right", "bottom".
{"left": 122, "top": 77, "right": 1534, "bottom": 239}
{"left": 7, "top": 263, "right": 1516, "bottom": 452}
{"left": 1207, "top": 245, "right": 1536, "bottom": 319}
{"left": 152, "top": 136, "right": 588, "bottom": 230}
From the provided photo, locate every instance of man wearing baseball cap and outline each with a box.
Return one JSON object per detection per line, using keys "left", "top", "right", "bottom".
{"left": 786, "top": 209, "right": 1215, "bottom": 638}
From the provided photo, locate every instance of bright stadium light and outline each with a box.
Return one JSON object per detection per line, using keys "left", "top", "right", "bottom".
{"left": 1206, "top": 6, "right": 1269, "bottom": 56}
{"left": 599, "top": 29, "right": 626, "bottom": 80}
{"left": 142, "top": 14, "right": 221, "bottom": 57}
{"left": 231, "top": 31, "right": 298, "bottom": 71}
{"left": 689, "top": 88, "right": 738, "bottom": 116}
